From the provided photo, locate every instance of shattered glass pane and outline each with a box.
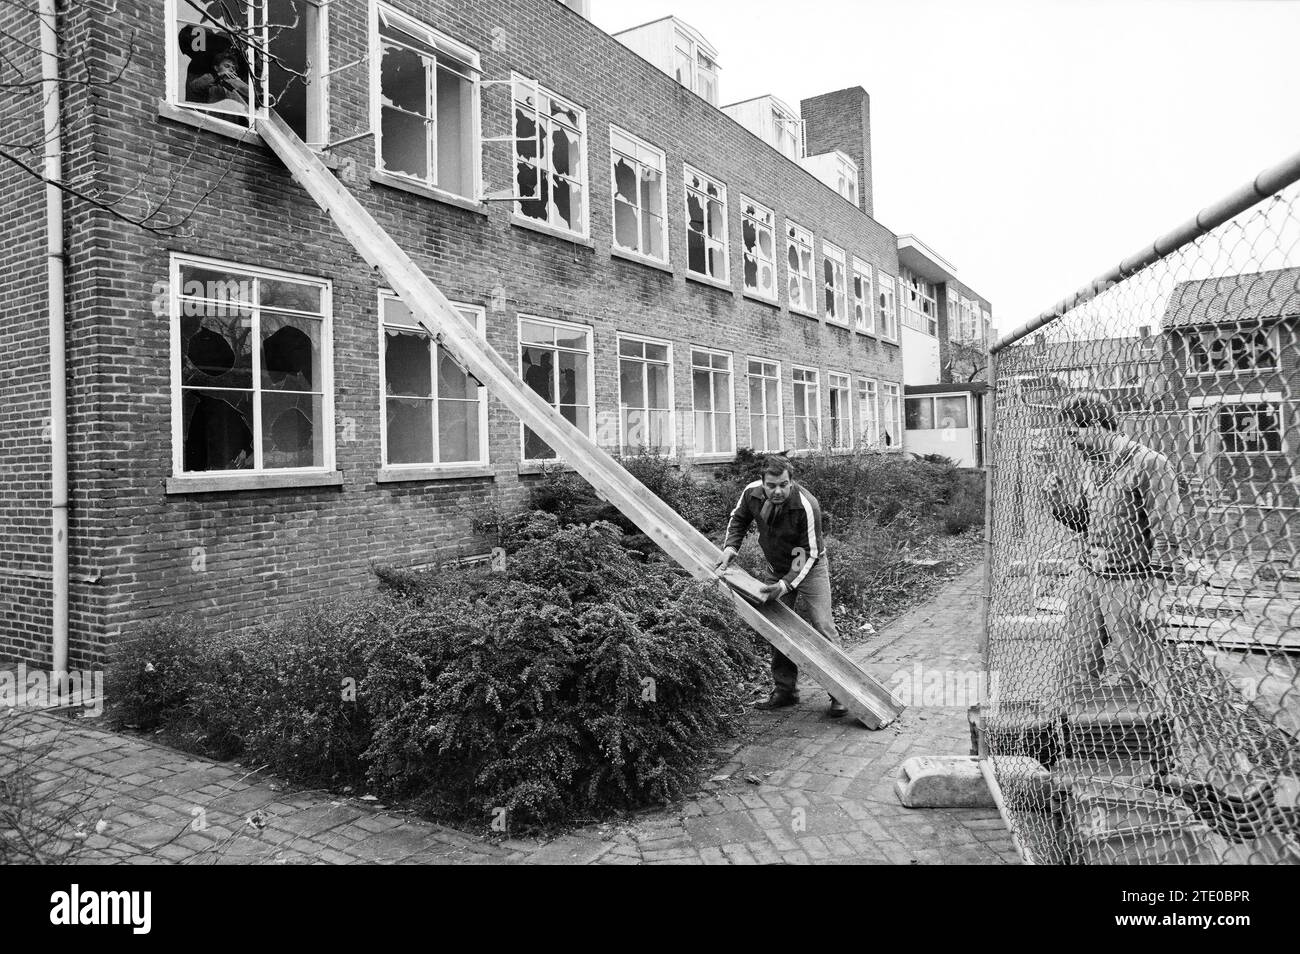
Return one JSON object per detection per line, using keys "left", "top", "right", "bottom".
{"left": 386, "top": 397, "right": 434, "bottom": 464}
{"left": 759, "top": 264, "right": 773, "bottom": 292}
{"left": 614, "top": 200, "right": 638, "bottom": 249}
{"left": 521, "top": 346, "right": 555, "bottom": 402}
{"left": 688, "top": 229, "right": 706, "bottom": 274}
{"left": 560, "top": 405, "right": 589, "bottom": 436}
{"left": 261, "top": 279, "right": 321, "bottom": 313}
{"left": 382, "top": 107, "right": 429, "bottom": 178}
{"left": 558, "top": 350, "right": 587, "bottom": 404}
{"left": 554, "top": 327, "right": 587, "bottom": 350}
{"left": 706, "top": 199, "right": 725, "bottom": 240}
{"left": 551, "top": 127, "right": 580, "bottom": 178}
{"left": 183, "top": 388, "right": 254, "bottom": 472}
{"left": 181, "top": 310, "right": 253, "bottom": 389}
{"left": 262, "top": 391, "right": 321, "bottom": 468}
{"left": 515, "top": 108, "right": 539, "bottom": 161}
{"left": 380, "top": 44, "right": 427, "bottom": 114}
{"left": 437, "top": 348, "right": 475, "bottom": 400}
{"left": 613, "top": 157, "right": 637, "bottom": 202}
{"left": 551, "top": 178, "right": 582, "bottom": 231}
{"left": 385, "top": 330, "right": 432, "bottom": 397}
{"left": 268, "top": 0, "right": 310, "bottom": 139}
{"left": 261, "top": 313, "right": 320, "bottom": 391}
{"left": 516, "top": 163, "right": 548, "bottom": 222}
{"left": 706, "top": 244, "right": 726, "bottom": 279}
{"left": 180, "top": 265, "right": 254, "bottom": 305}
{"left": 743, "top": 253, "right": 758, "bottom": 290}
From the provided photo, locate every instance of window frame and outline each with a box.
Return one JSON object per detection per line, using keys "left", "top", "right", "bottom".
{"left": 791, "top": 364, "right": 822, "bottom": 452}
{"left": 786, "top": 221, "right": 817, "bottom": 317}
{"left": 510, "top": 72, "right": 590, "bottom": 238}
{"left": 739, "top": 195, "right": 778, "bottom": 302}
{"left": 609, "top": 125, "right": 669, "bottom": 264}
{"left": 169, "top": 252, "right": 335, "bottom": 480}
{"left": 378, "top": 291, "right": 489, "bottom": 471}
{"left": 1188, "top": 392, "right": 1286, "bottom": 456}
{"left": 616, "top": 332, "right": 676, "bottom": 457}
{"left": 877, "top": 270, "right": 899, "bottom": 342}
{"left": 823, "top": 241, "right": 849, "bottom": 327}
{"left": 880, "top": 381, "right": 903, "bottom": 450}
{"left": 1186, "top": 325, "right": 1281, "bottom": 377}
{"left": 827, "top": 370, "right": 853, "bottom": 452}
{"left": 899, "top": 268, "right": 938, "bottom": 336}
{"left": 856, "top": 377, "right": 880, "bottom": 449}
{"left": 746, "top": 356, "right": 784, "bottom": 453}
{"left": 852, "top": 257, "right": 876, "bottom": 336}
{"left": 683, "top": 163, "right": 730, "bottom": 284}
{"left": 370, "top": 2, "right": 482, "bottom": 200}
{"left": 690, "top": 345, "right": 736, "bottom": 460}
{"left": 517, "top": 314, "right": 596, "bottom": 462}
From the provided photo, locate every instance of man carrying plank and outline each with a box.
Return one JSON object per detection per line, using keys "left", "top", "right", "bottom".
{"left": 716, "top": 456, "right": 847, "bottom": 716}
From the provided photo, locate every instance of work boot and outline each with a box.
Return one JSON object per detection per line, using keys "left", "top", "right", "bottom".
{"left": 754, "top": 690, "right": 799, "bottom": 710}
{"left": 827, "top": 698, "right": 848, "bottom": 718}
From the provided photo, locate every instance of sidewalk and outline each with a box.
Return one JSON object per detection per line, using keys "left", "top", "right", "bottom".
{"left": 3, "top": 563, "right": 1017, "bottom": 865}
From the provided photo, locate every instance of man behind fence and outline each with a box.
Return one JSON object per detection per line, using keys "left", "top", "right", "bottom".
{"left": 1042, "top": 392, "right": 1184, "bottom": 695}
{"left": 716, "top": 455, "right": 847, "bottom": 716}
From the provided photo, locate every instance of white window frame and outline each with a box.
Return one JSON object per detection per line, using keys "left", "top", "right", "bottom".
{"left": 510, "top": 72, "right": 590, "bottom": 237}
{"left": 517, "top": 314, "right": 595, "bottom": 462}
{"left": 746, "top": 356, "right": 784, "bottom": 453}
{"left": 684, "top": 164, "right": 730, "bottom": 284}
{"left": 823, "top": 242, "right": 849, "bottom": 326}
{"left": 169, "top": 253, "right": 335, "bottom": 478}
{"left": 852, "top": 258, "right": 876, "bottom": 336}
{"left": 828, "top": 371, "right": 853, "bottom": 451}
{"left": 609, "top": 126, "right": 669, "bottom": 264}
{"left": 371, "top": 2, "right": 482, "bottom": 199}
{"left": 378, "top": 292, "right": 489, "bottom": 470}
{"left": 1188, "top": 392, "right": 1286, "bottom": 456}
{"left": 672, "top": 27, "right": 718, "bottom": 104}
{"left": 906, "top": 393, "right": 971, "bottom": 432}
{"left": 833, "top": 152, "right": 858, "bottom": 205}
{"left": 165, "top": 0, "right": 330, "bottom": 141}
{"left": 878, "top": 270, "right": 899, "bottom": 341}
{"left": 880, "top": 381, "right": 903, "bottom": 450}
{"left": 900, "top": 268, "right": 938, "bottom": 336}
{"left": 786, "top": 221, "right": 816, "bottom": 316}
{"left": 1186, "top": 325, "right": 1281, "bottom": 377}
{"left": 616, "top": 333, "right": 675, "bottom": 456}
{"left": 791, "top": 365, "right": 821, "bottom": 452}
{"left": 740, "top": 195, "right": 778, "bottom": 302}
{"left": 857, "top": 377, "right": 880, "bottom": 448}
{"left": 690, "top": 346, "right": 736, "bottom": 460}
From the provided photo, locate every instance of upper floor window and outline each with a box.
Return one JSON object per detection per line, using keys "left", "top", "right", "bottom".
{"left": 786, "top": 222, "right": 816, "bottom": 315}
{"left": 610, "top": 127, "right": 667, "bottom": 262}
{"left": 740, "top": 197, "right": 777, "bottom": 301}
{"left": 1191, "top": 396, "right": 1284, "bottom": 455}
{"left": 878, "top": 271, "right": 898, "bottom": 341}
{"left": 374, "top": 4, "right": 479, "bottom": 198}
{"left": 172, "top": 255, "right": 332, "bottom": 474}
{"left": 685, "top": 166, "right": 729, "bottom": 282}
{"left": 1187, "top": 326, "right": 1279, "bottom": 375}
{"left": 617, "top": 335, "right": 674, "bottom": 455}
{"left": 381, "top": 294, "right": 487, "bottom": 467}
{"left": 824, "top": 242, "right": 848, "bottom": 326}
{"left": 772, "top": 105, "right": 802, "bottom": 161}
{"left": 673, "top": 29, "right": 719, "bottom": 105}
{"left": 792, "top": 366, "right": 821, "bottom": 451}
{"left": 831, "top": 153, "right": 858, "bottom": 205}
{"left": 852, "top": 258, "right": 875, "bottom": 335}
{"left": 168, "top": 0, "right": 327, "bottom": 141}
{"left": 519, "top": 316, "right": 593, "bottom": 460}
{"left": 514, "top": 77, "right": 587, "bottom": 236}
{"left": 828, "top": 372, "right": 853, "bottom": 450}
{"left": 900, "top": 269, "right": 938, "bottom": 336}
{"left": 747, "top": 357, "right": 783, "bottom": 453}
{"left": 691, "top": 347, "right": 734, "bottom": 457}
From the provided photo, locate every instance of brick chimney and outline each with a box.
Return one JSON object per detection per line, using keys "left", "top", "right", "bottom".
{"left": 800, "top": 87, "right": 873, "bottom": 217}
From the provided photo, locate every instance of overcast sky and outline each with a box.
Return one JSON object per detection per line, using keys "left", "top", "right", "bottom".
{"left": 591, "top": 0, "right": 1300, "bottom": 337}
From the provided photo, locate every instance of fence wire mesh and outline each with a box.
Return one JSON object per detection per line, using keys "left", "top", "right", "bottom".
{"left": 984, "top": 174, "right": 1300, "bottom": 865}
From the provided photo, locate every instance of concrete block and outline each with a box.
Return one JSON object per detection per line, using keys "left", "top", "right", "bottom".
{"left": 894, "top": 755, "right": 997, "bottom": 809}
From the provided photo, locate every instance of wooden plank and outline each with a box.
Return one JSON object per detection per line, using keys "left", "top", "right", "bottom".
{"left": 256, "top": 110, "right": 905, "bottom": 729}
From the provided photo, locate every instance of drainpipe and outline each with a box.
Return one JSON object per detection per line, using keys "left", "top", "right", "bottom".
{"left": 39, "top": 0, "right": 68, "bottom": 677}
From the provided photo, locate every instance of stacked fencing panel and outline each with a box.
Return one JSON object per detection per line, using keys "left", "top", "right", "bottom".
{"left": 983, "top": 163, "right": 1300, "bottom": 864}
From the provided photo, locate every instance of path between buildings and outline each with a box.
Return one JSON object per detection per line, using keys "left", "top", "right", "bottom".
{"left": 8, "top": 563, "right": 1018, "bottom": 865}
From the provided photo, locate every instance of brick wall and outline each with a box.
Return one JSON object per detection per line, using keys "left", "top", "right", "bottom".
{"left": 800, "top": 87, "right": 873, "bottom": 218}
{"left": 1, "top": 0, "right": 911, "bottom": 665}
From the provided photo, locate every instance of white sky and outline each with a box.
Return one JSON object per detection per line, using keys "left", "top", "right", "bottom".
{"left": 591, "top": 0, "right": 1300, "bottom": 337}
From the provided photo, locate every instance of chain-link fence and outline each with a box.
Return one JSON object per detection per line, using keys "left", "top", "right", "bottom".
{"left": 982, "top": 154, "right": 1300, "bottom": 865}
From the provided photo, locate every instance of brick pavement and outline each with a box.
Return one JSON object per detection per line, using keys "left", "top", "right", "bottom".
{"left": 3, "top": 562, "right": 1018, "bottom": 865}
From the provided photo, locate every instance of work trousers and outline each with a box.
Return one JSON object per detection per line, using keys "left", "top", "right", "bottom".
{"left": 771, "top": 557, "right": 843, "bottom": 699}
{"left": 1060, "top": 568, "right": 1172, "bottom": 695}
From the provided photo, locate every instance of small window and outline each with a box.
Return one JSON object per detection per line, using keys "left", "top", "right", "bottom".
{"left": 786, "top": 222, "right": 816, "bottom": 314}
{"left": 907, "top": 395, "right": 972, "bottom": 432}
{"left": 618, "top": 335, "right": 674, "bottom": 455}
{"left": 747, "top": 358, "right": 782, "bottom": 452}
{"left": 824, "top": 243, "right": 848, "bottom": 325}
{"left": 1195, "top": 401, "right": 1284, "bottom": 454}
{"left": 878, "top": 271, "right": 898, "bottom": 340}
{"left": 381, "top": 294, "right": 487, "bottom": 466}
{"left": 691, "top": 348, "right": 734, "bottom": 457}
{"left": 852, "top": 258, "right": 875, "bottom": 335}
{"left": 519, "top": 316, "right": 593, "bottom": 460}
{"left": 828, "top": 372, "right": 853, "bottom": 450}
{"left": 772, "top": 106, "right": 801, "bottom": 160}
{"left": 1187, "top": 326, "right": 1279, "bottom": 375}
{"left": 514, "top": 77, "right": 587, "bottom": 235}
{"left": 169, "top": 0, "right": 328, "bottom": 140}
{"left": 900, "top": 269, "right": 938, "bottom": 336}
{"left": 740, "top": 197, "right": 777, "bottom": 301}
{"left": 610, "top": 128, "right": 667, "bottom": 261}
{"left": 374, "top": 4, "right": 480, "bottom": 198}
{"left": 792, "top": 366, "right": 821, "bottom": 451}
{"left": 173, "top": 256, "right": 331, "bottom": 474}
{"left": 856, "top": 378, "right": 879, "bottom": 448}
{"left": 880, "top": 382, "right": 902, "bottom": 449}
{"left": 685, "top": 166, "right": 729, "bottom": 282}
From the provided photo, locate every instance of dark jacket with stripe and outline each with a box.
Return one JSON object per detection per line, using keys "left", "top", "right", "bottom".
{"left": 723, "top": 480, "right": 827, "bottom": 590}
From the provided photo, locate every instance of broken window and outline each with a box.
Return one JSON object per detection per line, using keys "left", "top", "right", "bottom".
{"left": 685, "top": 166, "right": 729, "bottom": 282}
{"left": 824, "top": 242, "right": 848, "bottom": 325}
{"left": 520, "top": 316, "right": 592, "bottom": 460}
{"left": 618, "top": 336, "right": 673, "bottom": 455}
{"left": 740, "top": 197, "right": 776, "bottom": 301}
{"left": 671, "top": 28, "right": 719, "bottom": 105}
{"left": 381, "top": 294, "right": 486, "bottom": 467}
{"left": 899, "top": 268, "right": 938, "bottom": 336}
{"left": 169, "top": 0, "right": 326, "bottom": 140}
{"left": 691, "top": 348, "right": 733, "bottom": 456}
{"left": 828, "top": 372, "right": 852, "bottom": 450}
{"left": 880, "top": 382, "right": 902, "bottom": 449}
{"left": 792, "top": 366, "right": 820, "bottom": 451}
{"left": 175, "top": 256, "right": 329, "bottom": 473}
{"left": 786, "top": 222, "right": 815, "bottom": 314}
{"left": 1193, "top": 401, "right": 1284, "bottom": 454}
{"left": 514, "top": 77, "right": 587, "bottom": 235}
{"left": 853, "top": 258, "right": 875, "bottom": 335}
{"left": 857, "top": 378, "right": 879, "bottom": 448}
{"left": 747, "top": 358, "right": 782, "bottom": 452}
{"left": 610, "top": 127, "right": 667, "bottom": 261}
{"left": 877, "top": 271, "right": 898, "bottom": 340}
{"left": 375, "top": 5, "right": 478, "bottom": 197}
{"left": 1187, "top": 326, "right": 1279, "bottom": 375}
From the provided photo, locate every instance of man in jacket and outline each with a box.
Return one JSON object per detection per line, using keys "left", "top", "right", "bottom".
{"left": 716, "top": 456, "right": 846, "bottom": 715}
{"left": 1042, "top": 392, "right": 1183, "bottom": 694}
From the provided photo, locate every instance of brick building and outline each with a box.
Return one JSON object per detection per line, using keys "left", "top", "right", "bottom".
{"left": 1, "top": 0, "right": 986, "bottom": 666}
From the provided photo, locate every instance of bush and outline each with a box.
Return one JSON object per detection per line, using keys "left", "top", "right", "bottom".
{"left": 106, "top": 614, "right": 207, "bottom": 730}
{"left": 936, "top": 469, "right": 985, "bottom": 535}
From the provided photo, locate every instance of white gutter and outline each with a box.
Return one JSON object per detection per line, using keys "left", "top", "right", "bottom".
{"left": 38, "top": 0, "right": 68, "bottom": 677}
